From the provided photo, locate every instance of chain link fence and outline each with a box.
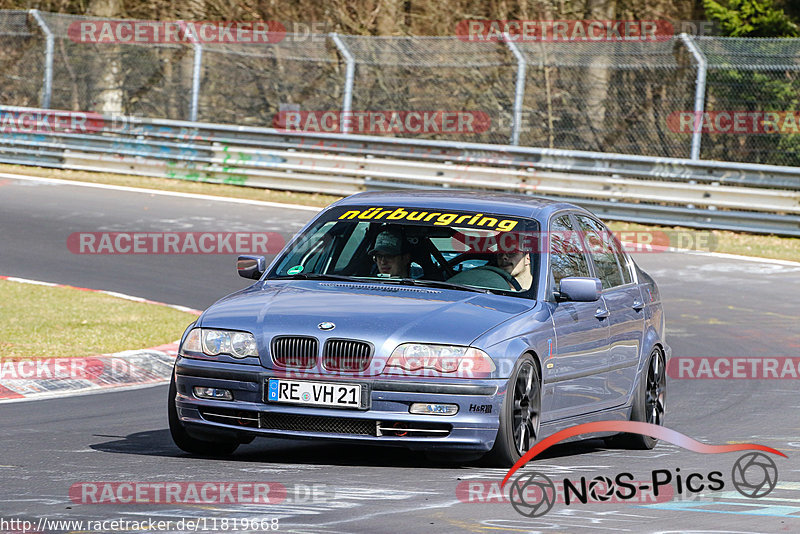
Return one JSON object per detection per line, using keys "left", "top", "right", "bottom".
{"left": 696, "top": 37, "right": 800, "bottom": 166}
{"left": 514, "top": 38, "right": 697, "bottom": 158}
{"left": 198, "top": 37, "right": 342, "bottom": 126}
{"left": 35, "top": 12, "right": 191, "bottom": 119}
{"left": 0, "top": 10, "right": 45, "bottom": 108}
{"left": 2, "top": 10, "right": 800, "bottom": 165}
{"left": 338, "top": 35, "right": 516, "bottom": 144}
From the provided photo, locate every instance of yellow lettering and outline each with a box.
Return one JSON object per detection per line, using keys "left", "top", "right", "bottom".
{"left": 339, "top": 210, "right": 360, "bottom": 219}
{"left": 435, "top": 213, "right": 459, "bottom": 225}
{"left": 357, "top": 207, "right": 380, "bottom": 219}
{"left": 497, "top": 219, "right": 518, "bottom": 231}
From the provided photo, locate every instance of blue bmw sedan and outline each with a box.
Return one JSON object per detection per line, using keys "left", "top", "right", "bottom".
{"left": 169, "top": 191, "right": 669, "bottom": 466}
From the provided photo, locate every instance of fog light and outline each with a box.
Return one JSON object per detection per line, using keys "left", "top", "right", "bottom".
{"left": 193, "top": 387, "right": 233, "bottom": 401}
{"left": 409, "top": 403, "right": 458, "bottom": 416}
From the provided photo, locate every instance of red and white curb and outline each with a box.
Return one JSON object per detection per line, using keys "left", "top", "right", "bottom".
{"left": 0, "top": 276, "right": 201, "bottom": 402}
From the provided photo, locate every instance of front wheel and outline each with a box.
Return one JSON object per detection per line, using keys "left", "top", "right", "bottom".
{"left": 615, "top": 348, "right": 666, "bottom": 450}
{"left": 168, "top": 375, "right": 240, "bottom": 457}
{"left": 484, "top": 355, "right": 541, "bottom": 467}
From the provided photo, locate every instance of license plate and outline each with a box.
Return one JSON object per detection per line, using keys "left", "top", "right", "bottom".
{"left": 266, "top": 379, "right": 362, "bottom": 408}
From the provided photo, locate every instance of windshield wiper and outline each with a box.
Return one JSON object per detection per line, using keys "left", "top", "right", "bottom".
{"left": 275, "top": 273, "right": 492, "bottom": 294}
{"left": 272, "top": 273, "right": 363, "bottom": 282}
{"left": 392, "top": 278, "right": 491, "bottom": 294}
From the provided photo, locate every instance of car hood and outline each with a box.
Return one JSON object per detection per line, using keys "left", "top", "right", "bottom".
{"left": 199, "top": 280, "right": 535, "bottom": 364}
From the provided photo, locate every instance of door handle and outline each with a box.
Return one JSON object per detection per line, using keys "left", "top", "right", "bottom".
{"left": 632, "top": 299, "right": 644, "bottom": 311}
{"left": 595, "top": 307, "right": 610, "bottom": 319}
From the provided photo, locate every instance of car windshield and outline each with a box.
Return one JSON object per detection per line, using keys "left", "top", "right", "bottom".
{"left": 268, "top": 205, "right": 540, "bottom": 297}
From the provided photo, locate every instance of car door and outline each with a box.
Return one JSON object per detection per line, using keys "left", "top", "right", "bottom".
{"left": 543, "top": 213, "right": 612, "bottom": 422}
{"left": 575, "top": 215, "right": 645, "bottom": 407}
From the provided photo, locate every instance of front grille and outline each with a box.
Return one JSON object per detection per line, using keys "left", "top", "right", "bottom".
{"left": 322, "top": 339, "right": 373, "bottom": 372}
{"left": 260, "top": 413, "right": 375, "bottom": 436}
{"left": 271, "top": 336, "right": 318, "bottom": 368}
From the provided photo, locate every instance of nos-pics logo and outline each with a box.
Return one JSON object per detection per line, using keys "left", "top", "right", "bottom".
{"left": 501, "top": 421, "right": 784, "bottom": 518}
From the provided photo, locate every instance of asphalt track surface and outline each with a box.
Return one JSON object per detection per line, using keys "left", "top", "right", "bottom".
{"left": 1, "top": 176, "right": 799, "bottom": 533}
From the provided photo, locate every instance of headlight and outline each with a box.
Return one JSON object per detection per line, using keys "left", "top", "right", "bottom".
{"left": 181, "top": 328, "right": 258, "bottom": 359}
{"left": 383, "top": 343, "right": 495, "bottom": 378}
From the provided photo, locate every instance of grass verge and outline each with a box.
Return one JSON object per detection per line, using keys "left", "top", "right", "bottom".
{"left": 2, "top": 163, "right": 798, "bottom": 263}
{"left": 606, "top": 221, "right": 800, "bottom": 263}
{"left": 0, "top": 279, "right": 197, "bottom": 359}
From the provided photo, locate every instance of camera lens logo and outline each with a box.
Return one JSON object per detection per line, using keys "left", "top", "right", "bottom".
{"left": 587, "top": 475, "right": 615, "bottom": 502}
{"left": 509, "top": 472, "right": 556, "bottom": 517}
{"left": 731, "top": 452, "right": 778, "bottom": 498}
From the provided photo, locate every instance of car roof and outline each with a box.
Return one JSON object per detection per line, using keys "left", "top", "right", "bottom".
{"left": 334, "top": 190, "right": 590, "bottom": 221}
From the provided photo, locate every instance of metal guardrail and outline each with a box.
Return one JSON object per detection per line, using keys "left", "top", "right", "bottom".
{"left": 1, "top": 105, "right": 799, "bottom": 236}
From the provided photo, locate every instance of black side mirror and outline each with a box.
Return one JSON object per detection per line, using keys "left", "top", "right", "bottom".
{"left": 557, "top": 277, "right": 602, "bottom": 302}
{"left": 237, "top": 255, "right": 266, "bottom": 280}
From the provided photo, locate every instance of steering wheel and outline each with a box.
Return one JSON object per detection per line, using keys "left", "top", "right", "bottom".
{"left": 480, "top": 266, "right": 523, "bottom": 291}
{"left": 448, "top": 265, "right": 522, "bottom": 291}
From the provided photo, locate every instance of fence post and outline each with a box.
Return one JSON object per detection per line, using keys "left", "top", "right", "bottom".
{"left": 190, "top": 42, "right": 203, "bottom": 122}
{"left": 330, "top": 33, "right": 355, "bottom": 134}
{"left": 178, "top": 21, "right": 203, "bottom": 122}
{"left": 504, "top": 34, "right": 526, "bottom": 146}
{"left": 29, "top": 9, "right": 53, "bottom": 109}
{"left": 680, "top": 33, "right": 707, "bottom": 161}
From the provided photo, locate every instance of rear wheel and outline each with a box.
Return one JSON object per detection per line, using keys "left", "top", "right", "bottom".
{"left": 485, "top": 354, "right": 541, "bottom": 466}
{"left": 168, "top": 375, "right": 240, "bottom": 456}
{"left": 614, "top": 348, "right": 666, "bottom": 449}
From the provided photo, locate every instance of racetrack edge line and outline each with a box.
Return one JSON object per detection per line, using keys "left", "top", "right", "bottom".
{"left": 0, "top": 172, "right": 322, "bottom": 212}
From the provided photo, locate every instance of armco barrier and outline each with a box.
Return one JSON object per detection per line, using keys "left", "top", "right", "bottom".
{"left": 1, "top": 105, "right": 799, "bottom": 236}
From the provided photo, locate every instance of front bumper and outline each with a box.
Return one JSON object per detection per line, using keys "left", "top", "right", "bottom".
{"left": 174, "top": 357, "right": 505, "bottom": 452}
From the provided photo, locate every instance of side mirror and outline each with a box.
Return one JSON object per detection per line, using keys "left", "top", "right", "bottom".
{"left": 557, "top": 277, "right": 602, "bottom": 302}
{"left": 237, "top": 255, "right": 266, "bottom": 280}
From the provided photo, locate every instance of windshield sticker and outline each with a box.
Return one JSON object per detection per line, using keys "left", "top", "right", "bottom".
{"left": 338, "top": 207, "right": 519, "bottom": 232}
{"left": 286, "top": 265, "right": 304, "bottom": 275}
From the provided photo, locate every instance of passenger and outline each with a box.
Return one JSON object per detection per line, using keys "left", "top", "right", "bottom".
{"left": 497, "top": 249, "right": 533, "bottom": 290}
{"left": 369, "top": 229, "right": 411, "bottom": 278}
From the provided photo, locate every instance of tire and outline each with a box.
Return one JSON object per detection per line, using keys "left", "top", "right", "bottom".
{"left": 614, "top": 348, "right": 666, "bottom": 450}
{"left": 168, "top": 375, "right": 240, "bottom": 457}
{"left": 484, "top": 354, "right": 541, "bottom": 467}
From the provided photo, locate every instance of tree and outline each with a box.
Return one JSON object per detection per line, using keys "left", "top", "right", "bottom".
{"left": 703, "top": 0, "right": 798, "bottom": 37}
{"left": 700, "top": 0, "right": 800, "bottom": 165}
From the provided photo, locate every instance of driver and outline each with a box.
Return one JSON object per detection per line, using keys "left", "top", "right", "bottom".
{"left": 369, "top": 228, "right": 411, "bottom": 278}
{"left": 497, "top": 249, "right": 533, "bottom": 290}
